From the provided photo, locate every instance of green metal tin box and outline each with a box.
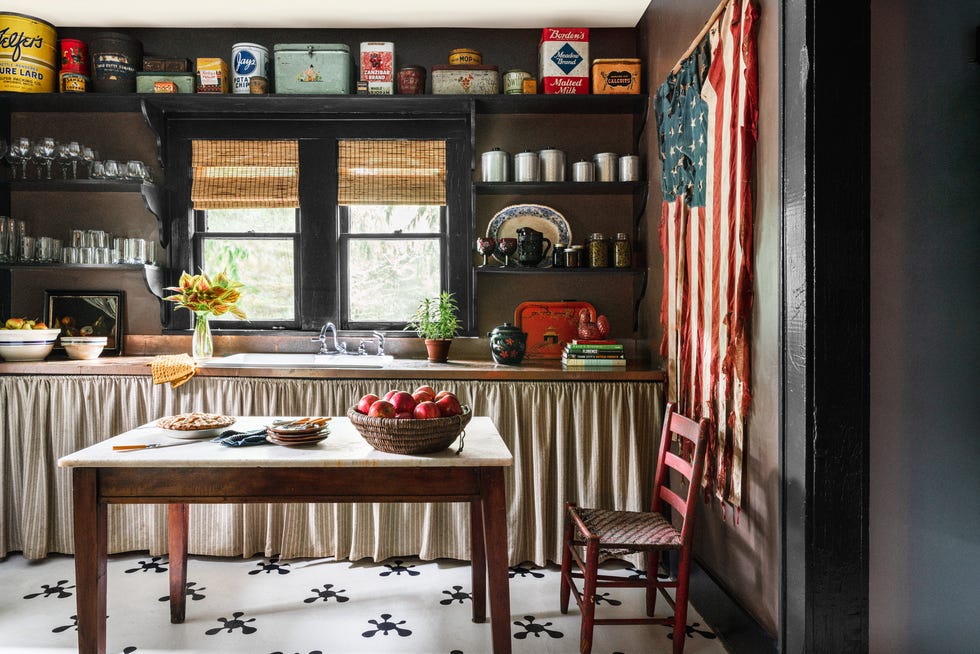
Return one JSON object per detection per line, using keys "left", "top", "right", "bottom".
{"left": 135, "top": 72, "right": 195, "bottom": 93}
{"left": 273, "top": 43, "right": 354, "bottom": 94}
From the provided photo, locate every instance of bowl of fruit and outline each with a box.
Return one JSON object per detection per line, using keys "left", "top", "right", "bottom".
{"left": 348, "top": 385, "right": 471, "bottom": 455}
{"left": 0, "top": 318, "right": 61, "bottom": 362}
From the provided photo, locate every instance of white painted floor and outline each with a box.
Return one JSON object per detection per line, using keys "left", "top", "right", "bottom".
{"left": 0, "top": 553, "right": 726, "bottom": 653}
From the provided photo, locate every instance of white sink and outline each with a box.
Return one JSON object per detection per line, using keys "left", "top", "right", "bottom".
{"left": 199, "top": 353, "right": 394, "bottom": 369}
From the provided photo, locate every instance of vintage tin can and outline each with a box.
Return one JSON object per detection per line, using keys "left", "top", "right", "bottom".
{"left": 249, "top": 76, "right": 268, "bottom": 94}
{"left": 431, "top": 64, "right": 499, "bottom": 94}
{"left": 538, "top": 148, "right": 566, "bottom": 182}
{"left": 136, "top": 72, "right": 194, "bottom": 94}
{"left": 59, "top": 72, "right": 88, "bottom": 93}
{"left": 0, "top": 12, "right": 57, "bottom": 93}
{"left": 449, "top": 48, "right": 482, "bottom": 65}
{"left": 275, "top": 43, "right": 353, "bottom": 94}
{"left": 58, "top": 38, "right": 88, "bottom": 92}
{"left": 593, "top": 152, "right": 618, "bottom": 182}
{"left": 142, "top": 56, "right": 190, "bottom": 72}
{"left": 592, "top": 58, "right": 641, "bottom": 94}
{"left": 396, "top": 65, "right": 426, "bottom": 94}
{"left": 90, "top": 32, "right": 142, "bottom": 93}
{"left": 232, "top": 43, "right": 269, "bottom": 94}
{"left": 481, "top": 148, "right": 509, "bottom": 182}
{"left": 503, "top": 70, "right": 531, "bottom": 95}
{"left": 195, "top": 57, "right": 229, "bottom": 93}
{"left": 538, "top": 27, "right": 589, "bottom": 95}
{"left": 613, "top": 232, "right": 632, "bottom": 268}
{"left": 572, "top": 160, "right": 595, "bottom": 182}
{"left": 618, "top": 154, "right": 640, "bottom": 181}
{"left": 360, "top": 41, "right": 394, "bottom": 94}
{"left": 513, "top": 151, "right": 540, "bottom": 182}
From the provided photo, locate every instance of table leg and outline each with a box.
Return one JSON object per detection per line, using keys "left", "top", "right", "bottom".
{"left": 73, "top": 468, "right": 107, "bottom": 654}
{"left": 481, "top": 467, "right": 512, "bottom": 654}
{"left": 470, "top": 498, "right": 487, "bottom": 623}
{"left": 168, "top": 503, "right": 189, "bottom": 623}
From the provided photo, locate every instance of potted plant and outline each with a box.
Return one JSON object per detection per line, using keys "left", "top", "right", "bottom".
{"left": 406, "top": 291, "right": 461, "bottom": 363}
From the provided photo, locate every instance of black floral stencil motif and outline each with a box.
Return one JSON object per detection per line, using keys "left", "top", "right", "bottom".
{"left": 512, "top": 615, "right": 563, "bottom": 639}
{"left": 508, "top": 564, "right": 545, "bottom": 579}
{"left": 595, "top": 591, "right": 623, "bottom": 606}
{"left": 52, "top": 614, "right": 78, "bottom": 633}
{"left": 439, "top": 585, "right": 471, "bottom": 605}
{"left": 205, "top": 611, "right": 258, "bottom": 635}
{"left": 158, "top": 581, "right": 207, "bottom": 602}
{"left": 304, "top": 583, "right": 350, "bottom": 603}
{"left": 122, "top": 648, "right": 137, "bottom": 653}
{"left": 625, "top": 565, "right": 647, "bottom": 579}
{"left": 269, "top": 651, "right": 323, "bottom": 654}
{"left": 24, "top": 580, "right": 75, "bottom": 599}
{"left": 379, "top": 559, "right": 420, "bottom": 577}
{"left": 124, "top": 556, "right": 168, "bottom": 574}
{"left": 362, "top": 613, "right": 413, "bottom": 637}
{"left": 249, "top": 557, "right": 290, "bottom": 575}
{"left": 666, "top": 621, "right": 717, "bottom": 641}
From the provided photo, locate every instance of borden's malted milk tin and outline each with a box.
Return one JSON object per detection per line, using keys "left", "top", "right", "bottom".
{"left": 0, "top": 12, "right": 57, "bottom": 93}
{"left": 538, "top": 27, "right": 589, "bottom": 95}
{"left": 232, "top": 43, "right": 268, "bottom": 94}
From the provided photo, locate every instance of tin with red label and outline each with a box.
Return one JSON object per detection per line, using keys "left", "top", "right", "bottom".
{"left": 59, "top": 38, "right": 88, "bottom": 93}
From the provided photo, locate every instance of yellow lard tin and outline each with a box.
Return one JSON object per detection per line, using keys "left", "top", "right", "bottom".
{"left": 0, "top": 12, "right": 57, "bottom": 93}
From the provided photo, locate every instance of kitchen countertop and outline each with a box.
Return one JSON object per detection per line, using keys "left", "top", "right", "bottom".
{"left": 0, "top": 355, "right": 664, "bottom": 381}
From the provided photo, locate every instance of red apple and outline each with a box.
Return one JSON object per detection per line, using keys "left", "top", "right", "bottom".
{"left": 395, "top": 411, "right": 414, "bottom": 419}
{"left": 412, "top": 389, "right": 435, "bottom": 404}
{"left": 435, "top": 393, "right": 462, "bottom": 417}
{"left": 413, "top": 401, "right": 442, "bottom": 420}
{"left": 390, "top": 391, "right": 417, "bottom": 414}
{"left": 434, "top": 390, "right": 453, "bottom": 401}
{"left": 414, "top": 385, "right": 437, "bottom": 398}
{"left": 383, "top": 389, "right": 400, "bottom": 402}
{"left": 368, "top": 400, "right": 396, "bottom": 418}
{"left": 356, "top": 393, "right": 380, "bottom": 414}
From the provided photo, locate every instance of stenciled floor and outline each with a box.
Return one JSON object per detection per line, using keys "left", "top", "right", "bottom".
{"left": 0, "top": 552, "right": 725, "bottom": 654}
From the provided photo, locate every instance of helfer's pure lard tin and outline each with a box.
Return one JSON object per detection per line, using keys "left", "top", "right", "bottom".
{"left": 232, "top": 43, "right": 268, "bottom": 94}
{"left": 0, "top": 12, "right": 57, "bottom": 93}
{"left": 538, "top": 27, "right": 589, "bottom": 95}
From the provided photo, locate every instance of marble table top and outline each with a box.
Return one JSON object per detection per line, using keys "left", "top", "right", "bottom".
{"left": 58, "top": 416, "right": 512, "bottom": 469}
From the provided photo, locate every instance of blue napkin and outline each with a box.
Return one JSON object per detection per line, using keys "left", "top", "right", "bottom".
{"left": 211, "top": 428, "right": 270, "bottom": 447}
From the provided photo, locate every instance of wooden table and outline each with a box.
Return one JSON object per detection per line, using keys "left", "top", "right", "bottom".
{"left": 58, "top": 416, "right": 513, "bottom": 654}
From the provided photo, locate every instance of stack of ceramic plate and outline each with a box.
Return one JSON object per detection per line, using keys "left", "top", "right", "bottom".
{"left": 266, "top": 417, "right": 331, "bottom": 447}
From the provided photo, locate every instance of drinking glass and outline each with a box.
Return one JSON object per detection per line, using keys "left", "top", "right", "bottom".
{"left": 55, "top": 143, "right": 73, "bottom": 179}
{"left": 81, "top": 147, "right": 96, "bottom": 178}
{"left": 102, "top": 159, "right": 121, "bottom": 179}
{"left": 90, "top": 160, "right": 105, "bottom": 179}
{"left": 476, "top": 237, "right": 496, "bottom": 267}
{"left": 32, "top": 137, "right": 56, "bottom": 179}
{"left": 125, "top": 160, "right": 146, "bottom": 181}
{"left": 0, "top": 217, "right": 8, "bottom": 263}
{"left": 9, "top": 137, "right": 31, "bottom": 180}
{"left": 496, "top": 237, "right": 517, "bottom": 268}
{"left": 67, "top": 141, "right": 82, "bottom": 178}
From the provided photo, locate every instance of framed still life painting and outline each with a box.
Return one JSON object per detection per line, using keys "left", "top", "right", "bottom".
{"left": 44, "top": 290, "right": 125, "bottom": 355}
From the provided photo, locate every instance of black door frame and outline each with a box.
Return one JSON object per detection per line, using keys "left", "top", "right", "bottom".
{"left": 781, "top": 0, "right": 870, "bottom": 651}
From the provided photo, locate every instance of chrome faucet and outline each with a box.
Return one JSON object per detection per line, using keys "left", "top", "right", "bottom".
{"left": 357, "top": 332, "right": 386, "bottom": 356}
{"left": 312, "top": 322, "right": 346, "bottom": 355}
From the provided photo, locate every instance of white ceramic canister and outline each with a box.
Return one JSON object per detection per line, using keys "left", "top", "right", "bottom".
{"left": 481, "top": 148, "right": 510, "bottom": 182}
{"left": 232, "top": 43, "right": 269, "bottom": 94}
{"left": 572, "top": 160, "right": 595, "bottom": 182}
{"left": 538, "top": 148, "right": 566, "bottom": 182}
{"left": 618, "top": 154, "right": 640, "bottom": 181}
{"left": 593, "top": 152, "right": 618, "bottom": 182}
{"left": 514, "top": 151, "right": 541, "bottom": 182}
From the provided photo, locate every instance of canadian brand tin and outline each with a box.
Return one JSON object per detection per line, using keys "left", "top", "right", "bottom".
{"left": 274, "top": 43, "right": 353, "bottom": 94}
{"left": 232, "top": 43, "right": 269, "bottom": 94}
{"left": 0, "top": 12, "right": 57, "bottom": 93}
{"left": 360, "top": 41, "right": 394, "bottom": 94}
{"left": 503, "top": 70, "right": 531, "bottom": 95}
{"left": 449, "top": 48, "right": 481, "bottom": 65}
{"left": 89, "top": 32, "right": 142, "bottom": 93}
{"left": 538, "top": 27, "right": 589, "bottom": 95}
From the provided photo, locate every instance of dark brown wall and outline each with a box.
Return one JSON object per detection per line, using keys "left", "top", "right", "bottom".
{"left": 638, "top": 0, "right": 779, "bottom": 636}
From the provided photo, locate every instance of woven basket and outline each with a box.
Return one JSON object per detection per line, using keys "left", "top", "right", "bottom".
{"left": 347, "top": 406, "right": 472, "bottom": 454}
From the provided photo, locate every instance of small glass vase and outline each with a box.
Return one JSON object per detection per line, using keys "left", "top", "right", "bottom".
{"left": 192, "top": 311, "right": 213, "bottom": 360}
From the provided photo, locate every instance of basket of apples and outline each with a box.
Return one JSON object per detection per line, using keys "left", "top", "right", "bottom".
{"left": 347, "top": 385, "right": 471, "bottom": 455}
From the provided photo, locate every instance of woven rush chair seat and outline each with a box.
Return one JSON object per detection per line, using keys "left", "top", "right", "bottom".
{"left": 559, "top": 403, "right": 710, "bottom": 654}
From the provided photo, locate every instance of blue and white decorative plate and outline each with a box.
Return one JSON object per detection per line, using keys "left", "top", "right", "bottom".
{"left": 486, "top": 204, "right": 572, "bottom": 264}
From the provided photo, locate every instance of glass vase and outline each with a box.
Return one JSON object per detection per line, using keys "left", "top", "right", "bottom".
{"left": 192, "top": 311, "right": 213, "bottom": 360}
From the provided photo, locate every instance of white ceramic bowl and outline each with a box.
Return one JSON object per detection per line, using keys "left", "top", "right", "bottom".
{"left": 0, "top": 329, "right": 62, "bottom": 362}
{"left": 60, "top": 336, "right": 108, "bottom": 360}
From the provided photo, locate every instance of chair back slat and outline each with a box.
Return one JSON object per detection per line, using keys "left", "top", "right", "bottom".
{"left": 664, "top": 450, "right": 693, "bottom": 480}
{"left": 659, "top": 485, "right": 687, "bottom": 515}
{"left": 650, "top": 403, "right": 711, "bottom": 547}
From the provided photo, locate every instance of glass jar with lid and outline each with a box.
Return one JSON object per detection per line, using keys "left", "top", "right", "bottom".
{"left": 613, "top": 232, "right": 632, "bottom": 268}
{"left": 586, "top": 232, "right": 610, "bottom": 268}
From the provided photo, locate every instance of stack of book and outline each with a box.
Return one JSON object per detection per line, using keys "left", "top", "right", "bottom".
{"left": 561, "top": 340, "right": 626, "bottom": 368}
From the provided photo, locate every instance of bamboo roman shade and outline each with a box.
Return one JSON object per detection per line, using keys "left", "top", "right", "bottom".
{"left": 191, "top": 140, "right": 299, "bottom": 209}
{"left": 337, "top": 139, "right": 446, "bottom": 205}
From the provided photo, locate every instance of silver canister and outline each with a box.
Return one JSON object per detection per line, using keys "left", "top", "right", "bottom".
{"left": 514, "top": 151, "right": 541, "bottom": 182}
{"left": 618, "top": 155, "right": 641, "bottom": 181}
{"left": 593, "top": 152, "right": 618, "bottom": 182}
{"left": 481, "top": 148, "right": 509, "bottom": 182}
{"left": 538, "top": 148, "right": 566, "bottom": 182}
{"left": 572, "top": 160, "right": 595, "bottom": 182}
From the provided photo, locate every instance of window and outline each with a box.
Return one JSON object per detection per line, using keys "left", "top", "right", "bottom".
{"left": 166, "top": 112, "right": 473, "bottom": 334}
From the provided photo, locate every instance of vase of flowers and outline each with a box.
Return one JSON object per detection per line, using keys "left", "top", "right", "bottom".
{"left": 164, "top": 270, "right": 246, "bottom": 360}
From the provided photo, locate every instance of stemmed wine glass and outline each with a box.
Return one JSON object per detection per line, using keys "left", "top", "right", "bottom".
{"left": 9, "top": 137, "right": 31, "bottom": 180}
{"left": 496, "top": 237, "right": 517, "bottom": 268}
{"left": 81, "top": 147, "right": 96, "bottom": 178}
{"left": 66, "top": 141, "right": 82, "bottom": 179}
{"left": 55, "top": 143, "right": 73, "bottom": 179}
{"left": 476, "top": 236, "right": 496, "bottom": 267}
{"left": 32, "top": 137, "right": 56, "bottom": 179}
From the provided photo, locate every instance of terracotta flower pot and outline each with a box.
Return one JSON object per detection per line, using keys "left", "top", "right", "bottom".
{"left": 424, "top": 338, "right": 452, "bottom": 363}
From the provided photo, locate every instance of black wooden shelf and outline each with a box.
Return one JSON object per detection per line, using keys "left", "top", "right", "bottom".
{"left": 474, "top": 266, "right": 645, "bottom": 274}
{"left": 3, "top": 179, "right": 152, "bottom": 192}
{"left": 475, "top": 181, "right": 645, "bottom": 195}
{"left": 0, "top": 263, "right": 167, "bottom": 298}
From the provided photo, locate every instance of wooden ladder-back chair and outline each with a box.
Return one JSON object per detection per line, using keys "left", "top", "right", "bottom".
{"left": 559, "top": 402, "right": 710, "bottom": 654}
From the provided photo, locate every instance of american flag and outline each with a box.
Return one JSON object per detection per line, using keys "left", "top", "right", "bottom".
{"left": 655, "top": 0, "right": 759, "bottom": 510}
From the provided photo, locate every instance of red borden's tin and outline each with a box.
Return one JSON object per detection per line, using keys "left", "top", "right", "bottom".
{"left": 59, "top": 38, "right": 89, "bottom": 92}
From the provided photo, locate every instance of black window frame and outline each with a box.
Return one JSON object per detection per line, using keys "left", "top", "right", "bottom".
{"left": 161, "top": 111, "right": 474, "bottom": 335}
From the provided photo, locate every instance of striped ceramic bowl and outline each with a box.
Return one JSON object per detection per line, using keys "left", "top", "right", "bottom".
{"left": 0, "top": 328, "right": 61, "bottom": 362}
